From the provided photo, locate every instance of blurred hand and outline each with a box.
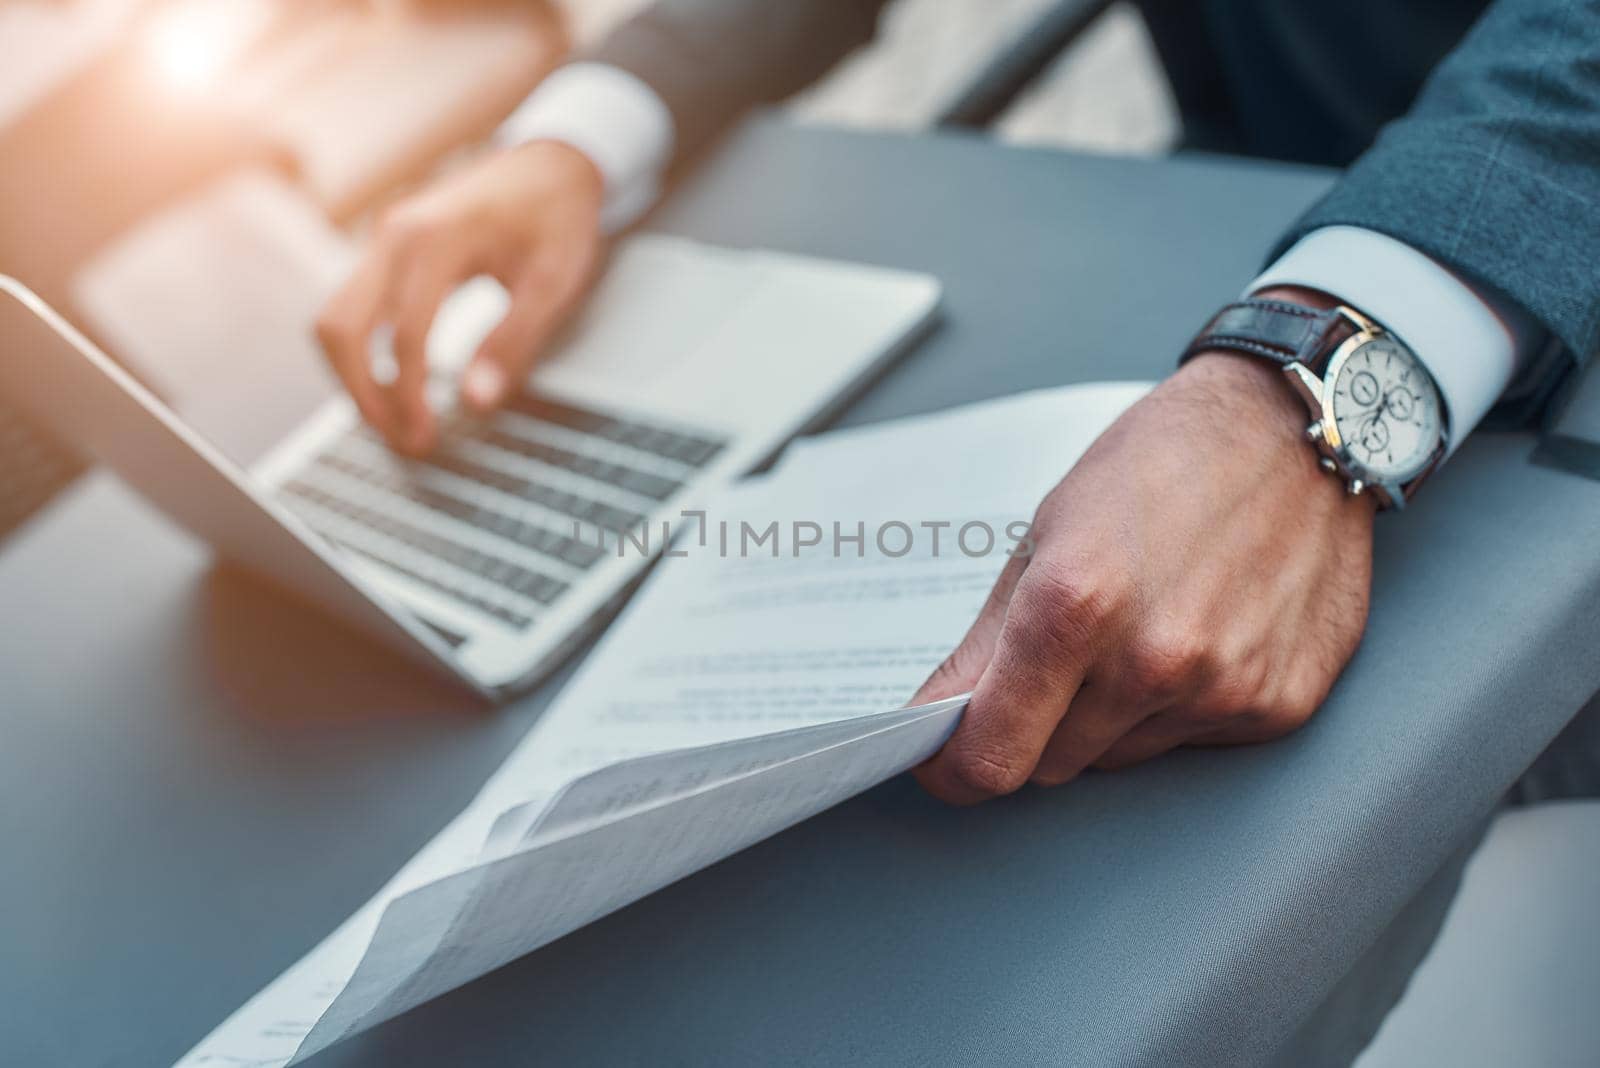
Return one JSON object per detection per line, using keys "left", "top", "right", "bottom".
{"left": 315, "top": 140, "right": 604, "bottom": 454}
{"left": 910, "top": 352, "right": 1375, "bottom": 804}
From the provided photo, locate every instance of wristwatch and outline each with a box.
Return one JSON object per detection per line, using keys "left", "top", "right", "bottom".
{"left": 1182, "top": 295, "right": 1447, "bottom": 510}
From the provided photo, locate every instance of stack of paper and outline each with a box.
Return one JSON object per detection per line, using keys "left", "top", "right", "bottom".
{"left": 178, "top": 381, "right": 1151, "bottom": 1067}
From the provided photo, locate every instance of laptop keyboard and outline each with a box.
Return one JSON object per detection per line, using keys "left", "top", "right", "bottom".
{"left": 278, "top": 391, "right": 727, "bottom": 634}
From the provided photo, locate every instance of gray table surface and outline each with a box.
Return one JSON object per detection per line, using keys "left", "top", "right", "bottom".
{"left": 4, "top": 119, "right": 1600, "bottom": 1068}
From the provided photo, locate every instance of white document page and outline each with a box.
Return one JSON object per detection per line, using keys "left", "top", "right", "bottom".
{"left": 177, "top": 382, "right": 1150, "bottom": 1067}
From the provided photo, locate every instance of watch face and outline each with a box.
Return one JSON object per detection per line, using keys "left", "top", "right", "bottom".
{"left": 1328, "top": 336, "right": 1444, "bottom": 482}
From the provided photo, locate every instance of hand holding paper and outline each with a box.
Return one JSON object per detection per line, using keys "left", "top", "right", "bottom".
{"left": 911, "top": 357, "right": 1376, "bottom": 803}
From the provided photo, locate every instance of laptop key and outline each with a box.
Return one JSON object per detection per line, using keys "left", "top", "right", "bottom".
{"left": 500, "top": 390, "right": 727, "bottom": 468}
{"left": 673, "top": 436, "right": 725, "bottom": 468}
{"left": 282, "top": 481, "right": 570, "bottom": 609}
{"left": 313, "top": 452, "right": 606, "bottom": 569}
{"left": 501, "top": 391, "right": 609, "bottom": 435}
{"left": 614, "top": 466, "right": 681, "bottom": 500}
{"left": 327, "top": 535, "right": 533, "bottom": 630}
{"left": 473, "top": 424, "right": 684, "bottom": 502}
{"left": 421, "top": 450, "right": 647, "bottom": 533}
{"left": 280, "top": 501, "right": 535, "bottom": 631}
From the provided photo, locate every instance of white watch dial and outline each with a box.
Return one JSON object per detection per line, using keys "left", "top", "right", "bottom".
{"left": 1328, "top": 337, "right": 1443, "bottom": 482}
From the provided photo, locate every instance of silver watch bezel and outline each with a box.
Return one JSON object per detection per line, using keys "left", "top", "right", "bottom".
{"left": 1283, "top": 306, "right": 1447, "bottom": 511}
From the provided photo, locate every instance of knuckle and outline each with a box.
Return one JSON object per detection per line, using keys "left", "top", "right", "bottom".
{"left": 1126, "top": 626, "right": 1209, "bottom": 701}
{"left": 380, "top": 204, "right": 440, "bottom": 246}
{"left": 1260, "top": 703, "right": 1312, "bottom": 738}
{"left": 1230, "top": 653, "right": 1271, "bottom": 703}
{"left": 1009, "top": 564, "right": 1115, "bottom": 663}
{"left": 947, "top": 743, "right": 1032, "bottom": 798}
{"left": 1276, "top": 681, "right": 1326, "bottom": 729}
{"left": 1200, "top": 671, "right": 1261, "bottom": 719}
{"left": 1177, "top": 681, "right": 1257, "bottom": 730}
{"left": 520, "top": 256, "right": 578, "bottom": 300}
{"left": 1226, "top": 679, "right": 1321, "bottom": 737}
{"left": 1026, "top": 560, "right": 1118, "bottom": 627}
{"left": 314, "top": 307, "right": 356, "bottom": 351}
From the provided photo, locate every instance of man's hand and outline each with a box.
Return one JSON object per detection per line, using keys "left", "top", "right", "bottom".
{"left": 910, "top": 353, "right": 1376, "bottom": 804}
{"left": 315, "top": 140, "right": 604, "bottom": 454}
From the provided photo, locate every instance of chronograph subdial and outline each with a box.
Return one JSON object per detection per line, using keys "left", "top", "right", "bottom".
{"left": 1358, "top": 417, "right": 1390, "bottom": 454}
{"left": 1383, "top": 388, "right": 1417, "bottom": 421}
{"left": 1349, "top": 370, "right": 1380, "bottom": 407}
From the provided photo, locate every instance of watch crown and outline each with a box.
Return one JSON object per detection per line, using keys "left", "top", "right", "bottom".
{"left": 1349, "top": 479, "right": 1367, "bottom": 497}
{"left": 1319, "top": 457, "right": 1338, "bottom": 474}
{"left": 1305, "top": 420, "right": 1324, "bottom": 442}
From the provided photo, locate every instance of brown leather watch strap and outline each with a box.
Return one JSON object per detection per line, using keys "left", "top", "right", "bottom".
{"left": 1180, "top": 298, "right": 1353, "bottom": 373}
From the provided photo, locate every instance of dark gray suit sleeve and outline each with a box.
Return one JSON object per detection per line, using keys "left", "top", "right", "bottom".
{"left": 586, "top": 0, "right": 893, "bottom": 164}
{"left": 1277, "top": 0, "right": 1600, "bottom": 374}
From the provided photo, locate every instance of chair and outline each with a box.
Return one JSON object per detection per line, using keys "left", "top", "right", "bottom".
{"left": 934, "top": 0, "right": 1115, "bottom": 129}
{"left": 1354, "top": 801, "right": 1600, "bottom": 1067}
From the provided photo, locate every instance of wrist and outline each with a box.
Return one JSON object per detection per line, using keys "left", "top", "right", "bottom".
{"left": 1177, "top": 348, "right": 1306, "bottom": 431}
{"left": 1174, "top": 351, "right": 1379, "bottom": 515}
{"left": 509, "top": 138, "right": 604, "bottom": 199}
{"left": 495, "top": 63, "right": 674, "bottom": 234}
{"left": 1180, "top": 286, "right": 1448, "bottom": 510}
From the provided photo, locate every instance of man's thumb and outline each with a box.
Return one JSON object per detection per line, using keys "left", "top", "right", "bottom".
{"left": 907, "top": 552, "right": 1029, "bottom": 706}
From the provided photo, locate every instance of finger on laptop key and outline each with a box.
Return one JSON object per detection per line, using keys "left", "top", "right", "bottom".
{"left": 316, "top": 253, "right": 395, "bottom": 439}
{"left": 463, "top": 252, "right": 594, "bottom": 416}
{"left": 389, "top": 259, "right": 468, "bottom": 455}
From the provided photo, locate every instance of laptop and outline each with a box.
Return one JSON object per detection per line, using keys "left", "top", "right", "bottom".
{"left": 0, "top": 236, "right": 939, "bottom": 697}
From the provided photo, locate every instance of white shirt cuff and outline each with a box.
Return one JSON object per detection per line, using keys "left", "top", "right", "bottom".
{"left": 1249, "top": 225, "right": 1527, "bottom": 459}
{"left": 496, "top": 62, "right": 675, "bottom": 235}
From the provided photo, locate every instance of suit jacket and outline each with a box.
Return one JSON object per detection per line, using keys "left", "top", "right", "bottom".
{"left": 590, "top": 0, "right": 1600, "bottom": 404}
